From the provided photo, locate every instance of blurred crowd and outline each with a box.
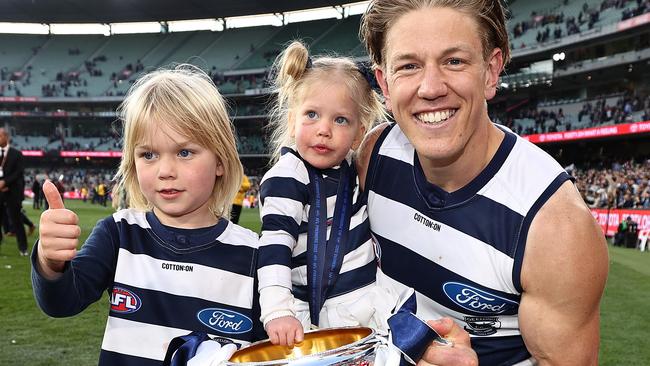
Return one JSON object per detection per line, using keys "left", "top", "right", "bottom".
{"left": 571, "top": 158, "right": 650, "bottom": 209}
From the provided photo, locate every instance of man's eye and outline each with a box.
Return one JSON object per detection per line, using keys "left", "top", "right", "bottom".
{"left": 398, "top": 63, "right": 417, "bottom": 71}
{"left": 448, "top": 58, "right": 464, "bottom": 66}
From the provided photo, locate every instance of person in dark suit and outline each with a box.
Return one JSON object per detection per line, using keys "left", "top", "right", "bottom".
{"left": 0, "top": 128, "right": 28, "bottom": 256}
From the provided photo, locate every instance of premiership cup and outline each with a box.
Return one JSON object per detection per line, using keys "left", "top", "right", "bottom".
{"left": 227, "top": 327, "right": 380, "bottom": 365}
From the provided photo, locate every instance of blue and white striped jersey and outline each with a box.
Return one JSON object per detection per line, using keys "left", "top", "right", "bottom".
{"left": 32, "top": 208, "right": 262, "bottom": 366}
{"left": 257, "top": 148, "right": 377, "bottom": 326}
{"left": 365, "top": 123, "right": 572, "bottom": 366}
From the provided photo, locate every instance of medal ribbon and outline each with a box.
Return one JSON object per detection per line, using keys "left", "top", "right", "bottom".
{"left": 388, "top": 292, "right": 450, "bottom": 365}
{"left": 305, "top": 160, "right": 354, "bottom": 326}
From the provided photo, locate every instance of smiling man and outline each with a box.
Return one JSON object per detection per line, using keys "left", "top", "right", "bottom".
{"left": 358, "top": 1, "right": 609, "bottom": 365}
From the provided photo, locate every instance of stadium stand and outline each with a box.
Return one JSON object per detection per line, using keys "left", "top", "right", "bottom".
{"left": 0, "top": 0, "right": 649, "bottom": 212}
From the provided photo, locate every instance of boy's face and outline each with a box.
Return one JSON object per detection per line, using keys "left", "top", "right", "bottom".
{"left": 375, "top": 6, "right": 502, "bottom": 168}
{"left": 291, "top": 79, "right": 365, "bottom": 169}
{"left": 134, "top": 124, "right": 223, "bottom": 227}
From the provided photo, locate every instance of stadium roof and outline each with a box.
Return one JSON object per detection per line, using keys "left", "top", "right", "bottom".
{"left": 0, "top": 0, "right": 357, "bottom": 24}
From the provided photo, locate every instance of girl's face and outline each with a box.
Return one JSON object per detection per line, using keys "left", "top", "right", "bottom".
{"left": 134, "top": 123, "right": 223, "bottom": 228}
{"left": 291, "top": 79, "right": 365, "bottom": 170}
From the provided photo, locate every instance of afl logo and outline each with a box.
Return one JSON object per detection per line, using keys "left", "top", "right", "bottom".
{"left": 443, "top": 282, "right": 518, "bottom": 315}
{"left": 197, "top": 308, "right": 253, "bottom": 334}
{"left": 110, "top": 287, "right": 141, "bottom": 314}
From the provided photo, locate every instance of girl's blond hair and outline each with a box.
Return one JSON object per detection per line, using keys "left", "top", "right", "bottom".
{"left": 267, "top": 40, "right": 387, "bottom": 163}
{"left": 113, "top": 64, "right": 243, "bottom": 219}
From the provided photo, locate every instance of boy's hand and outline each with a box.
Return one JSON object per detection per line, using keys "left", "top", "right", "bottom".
{"left": 37, "top": 180, "right": 81, "bottom": 279}
{"left": 265, "top": 316, "right": 304, "bottom": 347}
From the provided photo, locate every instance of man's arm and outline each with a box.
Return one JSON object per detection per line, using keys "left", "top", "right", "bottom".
{"left": 356, "top": 122, "right": 390, "bottom": 191}
{"left": 520, "top": 180, "right": 609, "bottom": 365}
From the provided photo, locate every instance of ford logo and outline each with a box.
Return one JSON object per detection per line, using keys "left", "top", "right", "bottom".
{"left": 197, "top": 308, "right": 253, "bottom": 334}
{"left": 442, "top": 282, "right": 518, "bottom": 315}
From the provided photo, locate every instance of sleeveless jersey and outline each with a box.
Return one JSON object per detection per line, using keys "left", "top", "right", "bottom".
{"left": 365, "top": 123, "right": 571, "bottom": 366}
{"left": 32, "top": 209, "right": 262, "bottom": 366}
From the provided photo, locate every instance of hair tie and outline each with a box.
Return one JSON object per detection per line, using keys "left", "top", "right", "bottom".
{"left": 306, "top": 56, "right": 313, "bottom": 70}
{"left": 355, "top": 60, "right": 380, "bottom": 92}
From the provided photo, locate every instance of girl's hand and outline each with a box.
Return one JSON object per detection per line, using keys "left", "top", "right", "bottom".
{"left": 265, "top": 316, "right": 304, "bottom": 347}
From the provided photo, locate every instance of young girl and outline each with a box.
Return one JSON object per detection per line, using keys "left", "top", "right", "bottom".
{"left": 257, "top": 41, "right": 398, "bottom": 346}
{"left": 32, "top": 65, "right": 263, "bottom": 365}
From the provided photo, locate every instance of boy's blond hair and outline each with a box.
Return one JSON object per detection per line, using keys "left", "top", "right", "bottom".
{"left": 113, "top": 65, "right": 243, "bottom": 219}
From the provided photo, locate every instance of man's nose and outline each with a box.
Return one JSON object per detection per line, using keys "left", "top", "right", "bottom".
{"left": 417, "top": 65, "right": 447, "bottom": 100}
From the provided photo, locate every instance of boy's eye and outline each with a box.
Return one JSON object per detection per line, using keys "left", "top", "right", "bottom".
{"left": 334, "top": 116, "right": 349, "bottom": 125}
{"left": 178, "top": 149, "right": 192, "bottom": 158}
{"left": 307, "top": 111, "right": 318, "bottom": 119}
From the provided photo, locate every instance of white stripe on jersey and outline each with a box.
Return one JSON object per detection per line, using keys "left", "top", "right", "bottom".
{"left": 114, "top": 248, "right": 254, "bottom": 308}
{"left": 113, "top": 209, "right": 150, "bottom": 228}
{"left": 378, "top": 127, "right": 415, "bottom": 164}
{"left": 217, "top": 223, "right": 259, "bottom": 249}
{"left": 369, "top": 191, "right": 518, "bottom": 294}
{"left": 340, "top": 240, "right": 375, "bottom": 274}
{"left": 259, "top": 196, "right": 305, "bottom": 224}
{"left": 101, "top": 317, "right": 249, "bottom": 361}
{"left": 259, "top": 153, "right": 309, "bottom": 185}
{"left": 258, "top": 264, "right": 292, "bottom": 290}
{"left": 479, "top": 138, "right": 566, "bottom": 216}
{"left": 259, "top": 229, "right": 296, "bottom": 249}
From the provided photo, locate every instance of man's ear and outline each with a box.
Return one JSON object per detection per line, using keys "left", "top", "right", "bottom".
{"left": 484, "top": 48, "right": 504, "bottom": 101}
{"left": 375, "top": 67, "right": 392, "bottom": 112}
{"left": 351, "top": 125, "right": 367, "bottom": 150}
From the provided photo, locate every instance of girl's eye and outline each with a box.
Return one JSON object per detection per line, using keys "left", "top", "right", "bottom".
{"left": 141, "top": 151, "right": 155, "bottom": 160}
{"left": 307, "top": 111, "right": 318, "bottom": 119}
{"left": 334, "top": 116, "right": 349, "bottom": 125}
{"left": 178, "top": 149, "right": 192, "bottom": 158}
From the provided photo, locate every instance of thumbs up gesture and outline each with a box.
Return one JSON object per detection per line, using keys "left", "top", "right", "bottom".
{"left": 37, "top": 180, "right": 81, "bottom": 279}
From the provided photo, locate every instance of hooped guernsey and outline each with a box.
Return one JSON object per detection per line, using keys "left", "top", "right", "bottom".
{"left": 32, "top": 209, "right": 263, "bottom": 366}
{"left": 365, "top": 123, "right": 572, "bottom": 366}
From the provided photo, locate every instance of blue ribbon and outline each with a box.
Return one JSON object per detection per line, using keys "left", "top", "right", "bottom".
{"left": 305, "top": 160, "right": 354, "bottom": 326}
{"left": 388, "top": 293, "right": 445, "bottom": 365}
{"left": 163, "top": 331, "right": 211, "bottom": 366}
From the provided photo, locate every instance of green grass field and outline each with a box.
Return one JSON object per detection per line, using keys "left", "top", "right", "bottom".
{"left": 0, "top": 201, "right": 647, "bottom": 365}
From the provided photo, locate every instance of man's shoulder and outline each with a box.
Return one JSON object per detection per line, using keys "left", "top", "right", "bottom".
{"left": 357, "top": 122, "right": 394, "bottom": 188}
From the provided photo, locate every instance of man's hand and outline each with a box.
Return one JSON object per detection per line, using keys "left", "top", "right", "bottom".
{"left": 37, "top": 180, "right": 81, "bottom": 279}
{"left": 417, "top": 318, "right": 478, "bottom": 366}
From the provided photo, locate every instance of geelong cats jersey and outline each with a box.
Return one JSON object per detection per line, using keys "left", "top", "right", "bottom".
{"left": 32, "top": 209, "right": 262, "bottom": 366}
{"left": 365, "top": 123, "right": 571, "bottom": 365}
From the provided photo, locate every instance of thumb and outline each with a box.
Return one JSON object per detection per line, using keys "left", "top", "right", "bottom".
{"left": 43, "top": 180, "right": 65, "bottom": 209}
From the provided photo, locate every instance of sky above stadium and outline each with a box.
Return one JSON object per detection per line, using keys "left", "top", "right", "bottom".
{"left": 0, "top": 1, "right": 370, "bottom": 35}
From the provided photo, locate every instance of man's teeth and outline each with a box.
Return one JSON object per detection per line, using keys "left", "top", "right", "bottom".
{"left": 417, "top": 109, "right": 456, "bottom": 124}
